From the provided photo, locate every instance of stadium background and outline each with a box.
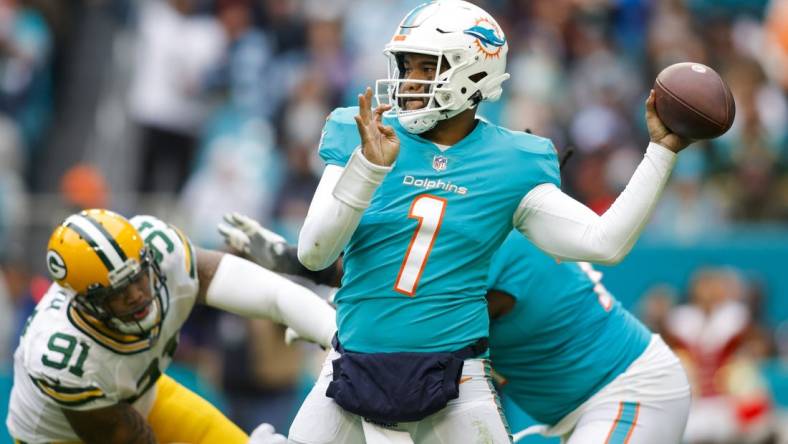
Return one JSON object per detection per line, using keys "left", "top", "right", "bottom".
{"left": 1, "top": 0, "right": 787, "bottom": 442}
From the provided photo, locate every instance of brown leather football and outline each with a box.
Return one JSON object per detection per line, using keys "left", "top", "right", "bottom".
{"left": 654, "top": 62, "right": 736, "bottom": 140}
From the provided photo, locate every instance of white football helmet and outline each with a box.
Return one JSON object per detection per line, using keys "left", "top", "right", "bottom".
{"left": 375, "top": 0, "right": 510, "bottom": 134}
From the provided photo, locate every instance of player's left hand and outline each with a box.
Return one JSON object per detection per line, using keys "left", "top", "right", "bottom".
{"left": 645, "top": 89, "right": 694, "bottom": 153}
{"left": 217, "top": 213, "right": 288, "bottom": 271}
{"left": 248, "top": 422, "right": 287, "bottom": 444}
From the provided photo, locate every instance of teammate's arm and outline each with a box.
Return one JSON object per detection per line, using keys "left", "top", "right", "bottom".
{"left": 514, "top": 91, "right": 691, "bottom": 265}
{"left": 297, "top": 88, "right": 398, "bottom": 271}
{"left": 486, "top": 290, "right": 516, "bottom": 320}
{"left": 194, "top": 249, "right": 336, "bottom": 348}
{"left": 62, "top": 402, "right": 155, "bottom": 444}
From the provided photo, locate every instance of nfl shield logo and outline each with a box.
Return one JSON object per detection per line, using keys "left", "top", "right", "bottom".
{"left": 432, "top": 155, "right": 448, "bottom": 172}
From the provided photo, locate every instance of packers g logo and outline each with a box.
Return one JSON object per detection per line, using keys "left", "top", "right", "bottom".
{"left": 464, "top": 18, "right": 506, "bottom": 59}
{"left": 46, "top": 250, "right": 67, "bottom": 280}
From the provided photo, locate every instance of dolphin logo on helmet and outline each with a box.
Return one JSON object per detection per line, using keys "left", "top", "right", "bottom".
{"left": 464, "top": 24, "right": 506, "bottom": 49}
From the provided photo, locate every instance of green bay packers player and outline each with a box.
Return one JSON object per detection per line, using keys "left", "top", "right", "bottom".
{"left": 6, "top": 209, "right": 334, "bottom": 444}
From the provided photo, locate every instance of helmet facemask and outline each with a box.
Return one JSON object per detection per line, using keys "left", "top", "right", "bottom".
{"left": 75, "top": 248, "right": 166, "bottom": 337}
{"left": 375, "top": 49, "right": 481, "bottom": 134}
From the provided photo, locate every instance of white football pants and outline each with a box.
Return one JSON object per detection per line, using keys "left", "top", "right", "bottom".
{"left": 515, "top": 335, "right": 691, "bottom": 444}
{"left": 288, "top": 350, "right": 512, "bottom": 444}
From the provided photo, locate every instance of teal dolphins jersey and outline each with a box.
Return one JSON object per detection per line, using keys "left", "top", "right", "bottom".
{"left": 319, "top": 107, "right": 560, "bottom": 353}
{"left": 487, "top": 231, "right": 651, "bottom": 426}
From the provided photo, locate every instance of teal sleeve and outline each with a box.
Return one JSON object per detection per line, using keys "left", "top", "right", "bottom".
{"left": 536, "top": 139, "right": 561, "bottom": 188}
{"left": 318, "top": 107, "right": 362, "bottom": 167}
{"left": 508, "top": 133, "right": 562, "bottom": 192}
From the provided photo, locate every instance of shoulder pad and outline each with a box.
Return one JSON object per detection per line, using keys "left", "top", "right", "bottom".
{"left": 318, "top": 107, "right": 362, "bottom": 167}
{"left": 131, "top": 215, "right": 197, "bottom": 281}
{"left": 491, "top": 128, "right": 561, "bottom": 188}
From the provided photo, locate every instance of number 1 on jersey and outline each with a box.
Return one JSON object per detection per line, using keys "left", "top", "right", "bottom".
{"left": 395, "top": 195, "right": 447, "bottom": 296}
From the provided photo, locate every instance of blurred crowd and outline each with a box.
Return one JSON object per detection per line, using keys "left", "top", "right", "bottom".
{"left": 1, "top": 0, "right": 788, "bottom": 442}
{"left": 640, "top": 267, "right": 788, "bottom": 443}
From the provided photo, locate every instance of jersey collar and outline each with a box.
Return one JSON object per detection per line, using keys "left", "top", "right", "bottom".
{"left": 394, "top": 117, "right": 487, "bottom": 153}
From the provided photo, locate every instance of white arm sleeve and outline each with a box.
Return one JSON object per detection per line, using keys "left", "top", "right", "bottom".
{"left": 514, "top": 142, "right": 677, "bottom": 265}
{"left": 205, "top": 254, "right": 336, "bottom": 348}
{"left": 297, "top": 149, "right": 391, "bottom": 270}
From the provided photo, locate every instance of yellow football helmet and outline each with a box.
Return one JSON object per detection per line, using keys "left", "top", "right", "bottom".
{"left": 46, "top": 209, "right": 164, "bottom": 334}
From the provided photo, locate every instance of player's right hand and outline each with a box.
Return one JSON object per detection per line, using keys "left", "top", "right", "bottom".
{"left": 217, "top": 212, "right": 288, "bottom": 271}
{"left": 645, "top": 89, "right": 693, "bottom": 153}
{"left": 355, "top": 87, "right": 400, "bottom": 166}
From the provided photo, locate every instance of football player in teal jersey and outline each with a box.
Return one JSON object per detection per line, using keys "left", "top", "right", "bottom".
{"left": 219, "top": 219, "right": 691, "bottom": 444}
{"left": 486, "top": 233, "right": 690, "bottom": 443}
{"left": 288, "top": 1, "right": 692, "bottom": 442}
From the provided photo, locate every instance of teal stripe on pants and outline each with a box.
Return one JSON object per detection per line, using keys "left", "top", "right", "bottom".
{"left": 607, "top": 402, "right": 639, "bottom": 444}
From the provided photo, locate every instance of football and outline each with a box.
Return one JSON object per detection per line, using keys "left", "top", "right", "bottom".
{"left": 654, "top": 62, "right": 736, "bottom": 140}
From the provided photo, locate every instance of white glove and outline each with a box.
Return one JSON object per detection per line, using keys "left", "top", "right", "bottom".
{"left": 217, "top": 212, "right": 288, "bottom": 270}
{"left": 285, "top": 326, "right": 335, "bottom": 349}
{"left": 248, "top": 422, "right": 288, "bottom": 444}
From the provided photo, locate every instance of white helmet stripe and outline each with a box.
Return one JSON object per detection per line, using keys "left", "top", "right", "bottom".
{"left": 64, "top": 215, "right": 125, "bottom": 272}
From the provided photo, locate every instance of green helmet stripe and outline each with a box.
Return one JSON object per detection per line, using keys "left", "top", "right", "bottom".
{"left": 84, "top": 214, "right": 129, "bottom": 262}
{"left": 65, "top": 221, "right": 115, "bottom": 273}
